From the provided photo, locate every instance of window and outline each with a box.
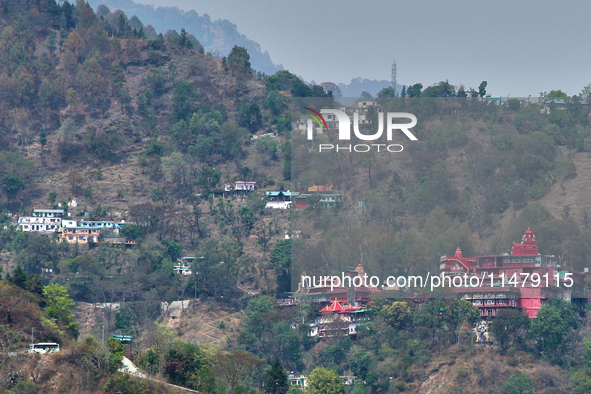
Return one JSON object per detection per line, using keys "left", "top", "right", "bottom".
{"left": 503, "top": 257, "right": 510, "bottom": 264}
{"left": 486, "top": 299, "right": 495, "bottom": 305}
{"left": 512, "top": 257, "right": 521, "bottom": 263}
{"left": 523, "top": 257, "right": 534, "bottom": 263}
{"left": 497, "top": 299, "right": 505, "bottom": 305}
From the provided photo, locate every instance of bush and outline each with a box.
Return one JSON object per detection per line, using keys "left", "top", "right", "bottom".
{"left": 104, "top": 374, "right": 168, "bottom": 394}
{"left": 497, "top": 373, "right": 534, "bottom": 394}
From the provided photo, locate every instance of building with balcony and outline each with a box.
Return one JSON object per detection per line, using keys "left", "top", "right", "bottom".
{"left": 18, "top": 216, "right": 61, "bottom": 233}
{"left": 440, "top": 229, "right": 588, "bottom": 318}
{"left": 58, "top": 227, "right": 101, "bottom": 244}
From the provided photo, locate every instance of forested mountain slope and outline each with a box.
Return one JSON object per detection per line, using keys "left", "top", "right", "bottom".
{"left": 86, "top": 0, "right": 283, "bottom": 75}
{"left": 2, "top": 0, "right": 591, "bottom": 393}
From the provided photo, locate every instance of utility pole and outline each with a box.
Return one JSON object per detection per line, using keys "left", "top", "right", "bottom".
{"left": 102, "top": 325, "right": 105, "bottom": 346}
{"left": 391, "top": 58, "right": 397, "bottom": 95}
{"left": 31, "top": 328, "right": 34, "bottom": 344}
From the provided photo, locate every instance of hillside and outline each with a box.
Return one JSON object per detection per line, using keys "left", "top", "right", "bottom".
{"left": 2, "top": 1, "right": 591, "bottom": 393}
{"left": 86, "top": 0, "right": 283, "bottom": 75}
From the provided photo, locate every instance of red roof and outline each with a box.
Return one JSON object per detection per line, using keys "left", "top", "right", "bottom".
{"left": 320, "top": 300, "right": 345, "bottom": 313}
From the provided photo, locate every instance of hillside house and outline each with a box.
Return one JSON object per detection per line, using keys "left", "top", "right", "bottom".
{"left": 294, "top": 193, "right": 341, "bottom": 209}
{"left": 77, "top": 220, "right": 124, "bottom": 229}
{"left": 57, "top": 221, "right": 133, "bottom": 245}
{"left": 235, "top": 181, "right": 256, "bottom": 191}
{"left": 265, "top": 191, "right": 298, "bottom": 209}
{"left": 62, "top": 219, "right": 77, "bottom": 228}
{"left": 18, "top": 217, "right": 61, "bottom": 233}
{"left": 287, "top": 373, "right": 357, "bottom": 388}
{"left": 18, "top": 208, "right": 66, "bottom": 233}
{"left": 172, "top": 257, "right": 196, "bottom": 275}
{"left": 58, "top": 227, "right": 100, "bottom": 244}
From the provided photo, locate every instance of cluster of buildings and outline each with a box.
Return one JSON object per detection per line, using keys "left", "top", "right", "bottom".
{"left": 17, "top": 208, "right": 133, "bottom": 245}
{"left": 265, "top": 184, "right": 341, "bottom": 210}
{"left": 289, "top": 264, "right": 382, "bottom": 338}
{"left": 285, "top": 229, "right": 588, "bottom": 342}
{"left": 440, "top": 228, "right": 588, "bottom": 318}
{"left": 294, "top": 100, "right": 376, "bottom": 136}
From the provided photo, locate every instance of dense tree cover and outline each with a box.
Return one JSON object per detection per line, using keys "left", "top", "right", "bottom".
{"left": 43, "top": 283, "right": 78, "bottom": 338}
{"left": 291, "top": 96, "right": 591, "bottom": 277}
{"left": 490, "top": 308, "right": 530, "bottom": 352}
{"left": 233, "top": 295, "right": 591, "bottom": 392}
{"left": 307, "top": 367, "right": 346, "bottom": 394}
{"left": 227, "top": 45, "right": 251, "bottom": 75}
{"left": 265, "top": 70, "right": 333, "bottom": 98}
{"left": 3, "top": 3, "right": 591, "bottom": 393}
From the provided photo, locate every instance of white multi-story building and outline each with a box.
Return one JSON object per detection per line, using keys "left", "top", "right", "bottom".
{"left": 18, "top": 216, "right": 61, "bottom": 232}
{"left": 235, "top": 181, "right": 256, "bottom": 191}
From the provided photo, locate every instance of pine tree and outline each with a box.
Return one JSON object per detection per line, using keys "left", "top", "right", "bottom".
{"left": 265, "top": 358, "right": 288, "bottom": 394}
{"left": 10, "top": 266, "right": 27, "bottom": 289}
{"left": 40, "top": 129, "right": 47, "bottom": 147}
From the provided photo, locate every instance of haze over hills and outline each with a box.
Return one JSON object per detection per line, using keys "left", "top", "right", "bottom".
{"left": 337, "top": 78, "right": 399, "bottom": 97}
{"left": 89, "top": 0, "right": 404, "bottom": 95}
{"left": 87, "top": 0, "right": 283, "bottom": 75}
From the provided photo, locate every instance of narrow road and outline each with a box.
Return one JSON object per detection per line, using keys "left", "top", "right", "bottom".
{"left": 119, "top": 356, "right": 199, "bottom": 393}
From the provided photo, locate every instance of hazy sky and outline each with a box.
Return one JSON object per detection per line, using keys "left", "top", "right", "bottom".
{"left": 135, "top": 0, "right": 591, "bottom": 96}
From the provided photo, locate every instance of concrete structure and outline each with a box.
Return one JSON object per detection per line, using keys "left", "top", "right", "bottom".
{"left": 18, "top": 216, "right": 61, "bottom": 233}
{"left": 32, "top": 209, "right": 64, "bottom": 218}
{"left": 58, "top": 227, "right": 100, "bottom": 244}
{"left": 440, "top": 229, "right": 588, "bottom": 318}
{"left": 294, "top": 193, "right": 341, "bottom": 209}
{"left": 265, "top": 191, "right": 298, "bottom": 209}
{"left": 293, "top": 264, "right": 377, "bottom": 337}
{"left": 235, "top": 181, "right": 256, "bottom": 191}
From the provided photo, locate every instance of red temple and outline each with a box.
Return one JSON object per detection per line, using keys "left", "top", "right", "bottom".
{"left": 440, "top": 229, "right": 588, "bottom": 318}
